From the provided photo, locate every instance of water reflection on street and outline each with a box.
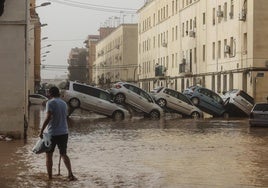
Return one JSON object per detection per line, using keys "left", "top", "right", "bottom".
{"left": 1, "top": 106, "right": 268, "bottom": 188}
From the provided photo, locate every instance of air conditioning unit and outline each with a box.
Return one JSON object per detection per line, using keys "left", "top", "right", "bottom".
{"left": 189, "top": 31, "right": 195, "bottom": 38}
{"left": 239, "top": 9, "right": 247, "bottom": 21}
{"left": 217, "top": 10, "right": 224, "bottom": 17}
{"left": 224, "top": 45, "right": 230, "bottom": 53}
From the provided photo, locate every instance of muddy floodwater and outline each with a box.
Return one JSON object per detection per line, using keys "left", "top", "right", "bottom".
{"left": 1, "top": 105, "right": 268, "bottom": 188}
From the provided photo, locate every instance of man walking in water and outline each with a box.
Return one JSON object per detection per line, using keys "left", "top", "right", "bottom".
{"left": 39, "top": 86, "right": 76, "bottom": 181}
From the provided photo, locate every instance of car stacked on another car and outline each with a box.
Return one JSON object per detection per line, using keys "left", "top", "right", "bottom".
{"left": 150, "top": 87, "right": 203, "bottom": 118}
{"left": 249, "top": 103, "right": 268, "bottom": 127}
{"left": 183, "top": 85, "right": 228, "bottom": 118}
{"left": 109, "top": 82, "right": 164, "bottom": 119}
{"left": 222, "top": 89, "right": 254, "bottom": 117}
{"left": 61, "top": 81, "right": 130, "bottom": 121}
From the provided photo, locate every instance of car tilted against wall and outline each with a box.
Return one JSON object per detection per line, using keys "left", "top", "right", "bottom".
{"left": 109, "top": 82, "right": 164, "bottom": 119}
{"left": 222, "top": 89, "right": 254, "bottom": 117}
{"left": 61, "top": 81, "right": 130, "bottom": 121}
{"left": 183, "top": 85, "right": 228, "bottom": 118}
{"left": 150, "top": 87, "right": 203, "bottom": 119}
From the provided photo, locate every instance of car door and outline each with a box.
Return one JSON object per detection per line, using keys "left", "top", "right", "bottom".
{"left": 73, "top": 84, "right": 97, "bottom": 111}
{"left": 93, "top": 89, "right": 115, "bottom": 116}
{"left": 210, "top": 92, "right": 225, "bottom": 115}
{"left": 125, "top": 84, "right": 150, "bottom": 112}
{"left": 198, "top": 88, "right": 223, "bottom": 115}
{"left": 177, "top": 92, "right": 195, "bottom": 115}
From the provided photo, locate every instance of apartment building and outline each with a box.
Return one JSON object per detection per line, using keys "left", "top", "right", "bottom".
{"left": 93, "top": 24, "right": 138, "bottom": 88}
{"left": 138, "top": 0, "right": 268, "bottom": 102}
{"left": 84, "top": 35, "right": 100, "bottom": 84}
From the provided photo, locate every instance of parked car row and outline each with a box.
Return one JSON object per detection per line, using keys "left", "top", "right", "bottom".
{"left": 60, "top": 81, "right": 260, "bottom": 122}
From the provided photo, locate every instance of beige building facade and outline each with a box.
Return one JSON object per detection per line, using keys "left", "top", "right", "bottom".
{"left": 0, "top": 0, "right": 28, "bottom": 138}
{"left": 93, "top": 24, "right": 138, "bottom": 87}
{"left": 138, "top": 0, "right": 268, "bottom": 102}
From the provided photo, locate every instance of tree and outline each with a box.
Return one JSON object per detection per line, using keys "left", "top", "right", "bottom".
{"left": 68, "top": 48, "right": 88, "bottom": 83}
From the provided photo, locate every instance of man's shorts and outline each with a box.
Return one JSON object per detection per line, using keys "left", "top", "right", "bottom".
{"left": 47, "top": 134, "right": 68, "bottom": 155}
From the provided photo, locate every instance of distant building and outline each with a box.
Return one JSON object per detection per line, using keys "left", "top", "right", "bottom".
{"left": 84, "top": 27, "right": 117, "bottom": 85}
{"left": 93, "top": 24, "right": 138, "bottom": 88}
{"left": 84, "top": 35, "right": 100, "bottom": 84}
{"left": 137, "top": 0, "right": 268, "bottom": 102}
{"left": 68, "top": 47, "right": 88, "bottom": 83}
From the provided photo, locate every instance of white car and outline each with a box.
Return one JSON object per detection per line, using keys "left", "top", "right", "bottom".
{"left": 222, "top": 89, "right": 254, "bottom": 117}
{"left": 109, "top": 82, "right": 164, "bottom": 119}
{"left": 151, "top": 87, "right": 203, "bottom": 118}
{"left": 29, "top": 94, "right": 48, "bottom": 106}
{"left": 62, "top": 81, "right": 130, "bottom": 120}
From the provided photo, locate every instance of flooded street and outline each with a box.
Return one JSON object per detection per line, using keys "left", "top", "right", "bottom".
{"left": 1, "top": 106, "right": 268, "bottom": 188}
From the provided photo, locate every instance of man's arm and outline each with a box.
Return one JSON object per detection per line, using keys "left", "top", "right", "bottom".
{"left": 39, "top": 111, "right": 52, "bottom": 138}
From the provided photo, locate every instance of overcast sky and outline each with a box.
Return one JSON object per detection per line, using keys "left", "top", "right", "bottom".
{"left": 36, "top": 0, "right": 145, "bottom": 79}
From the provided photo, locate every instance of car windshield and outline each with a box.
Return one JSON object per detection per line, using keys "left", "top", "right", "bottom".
{"left": 153, "top": 87, "right": 164, "bottom": 93}
{"left": 253, "top": 104, "right": 268, "bottom": 111}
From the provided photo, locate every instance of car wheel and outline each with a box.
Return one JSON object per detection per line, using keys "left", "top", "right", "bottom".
{"left": 157, "top": 98, "right": 167, "bottom": 108}
{"left": 113, "top": 110, "right": 124, "bottom": 121}
{"left": 69, "top": 98, "right": 80, "bottom": 108}
{"left": 114, "top": 93, "right": 126, "bottom": 104}
{"left": 191, "top": 111, "right": 201, "bottom": 119}
{"left": 149, "top": 110, "right": 160, "bottom": 120}
{"left": 191, "top": 97, "right": 199, "bottom": 105}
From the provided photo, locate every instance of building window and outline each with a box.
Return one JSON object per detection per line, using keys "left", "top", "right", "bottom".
{"left": 218, "top": 40, "right": 221, "bottom": 59}
{"left": 172, "top": 1, "right": 174, "bottom": 15}
{"left": 203, "top": 45, "right": 206, "bottom": 62}
{"left": 212, "top": 42, "right": 215, "bottom": 60}
{"left": 217, "top": 74, "right": 221, "bottom": 93}
{"left": 182, "top": 23, "right": 185, "bottom": 37}
{"left": 243, "top": 33, "right": 247, "bottom": 54}
{"left": 203, "top": 12, "right": 206, "bottom": 25}
{"left": 224, "top": 39, "right": 227, "bottom": 58}
{"left": 223, "top": 74, "right": 227, "bottom": 92}
{"left": 230, "top": 37, "right": 234, "bottom": 57}
{"left": 175, "top": 25, "right": 178, "bottom": 40}
{"left": 230, "top": 1, "right": 234, "bottom": 19}
{"left": 224, "top": 2, "right": 227, "bottom": 21}
{"left": 212, "top": 75, "right": 215, "bottom": 91}
{"left": 218, "top": 5, "right": 222, "bottom": 23}
{"left": 194, "top": 48, "right": 197, "bottom": 64}
{"left": 213, "top": 8, "right": 216, "bottom": 25}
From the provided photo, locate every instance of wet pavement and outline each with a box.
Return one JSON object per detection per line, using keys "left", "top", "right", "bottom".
{"left": 0, "top": 105, "right": 268, "bottom": 188}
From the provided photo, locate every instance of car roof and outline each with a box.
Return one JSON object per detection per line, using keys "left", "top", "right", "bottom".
{"left": 70, "top": 81, "right": 110, "bottom": 93}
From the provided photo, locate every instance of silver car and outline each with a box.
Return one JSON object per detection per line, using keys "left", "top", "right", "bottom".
{"left": 29, "top": 94, "right": 48, "bottom": 106}
{"left": 109, "top": 82, "right": 164, "bottom": 119}
{"left": 249, "top": 103, "right": 268, "bottom": 127}
{"left": 61, "top": 81, "right": 130, "bottom": 120}
{"left": 222, "top": 89, "right": 254, "bottom": 117}
{"left": 151, "top": 87, "right": 203, "bottom": 118}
